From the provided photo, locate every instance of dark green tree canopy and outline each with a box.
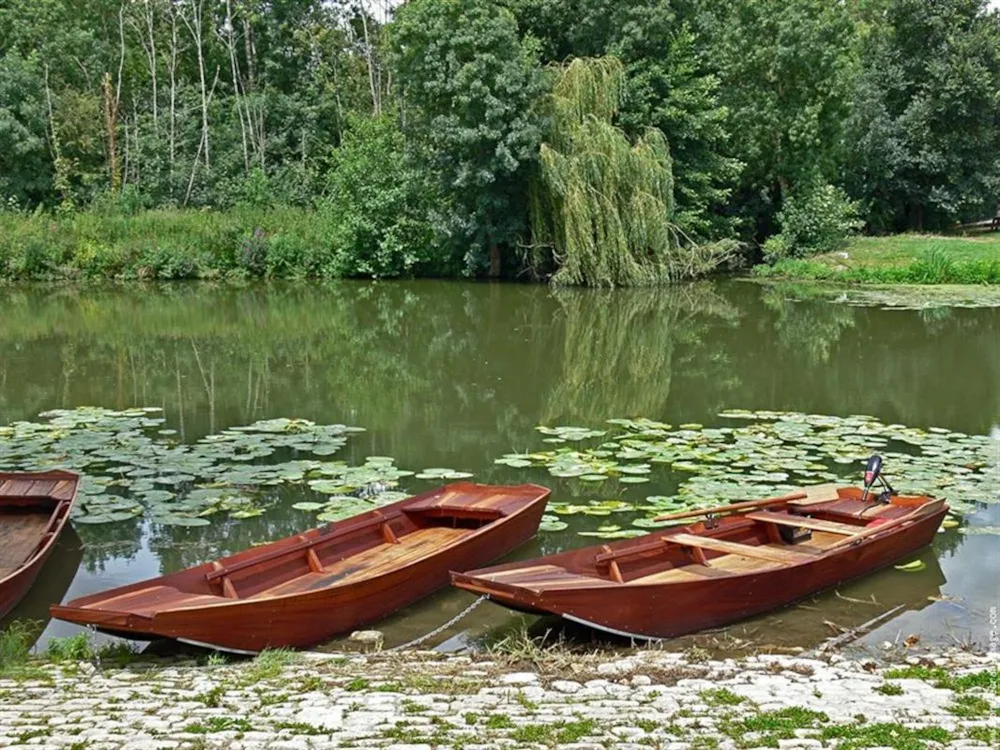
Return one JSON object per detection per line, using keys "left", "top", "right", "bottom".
{"left": 390, "top": 0, "right": 547, "bottom": 274}
{"left": 846, "top": 0, "right": 1000, "bottom": 231}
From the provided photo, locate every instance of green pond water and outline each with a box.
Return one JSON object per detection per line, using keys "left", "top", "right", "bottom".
{"left": 1, "top": 280, "right": 997, "bottom": 655}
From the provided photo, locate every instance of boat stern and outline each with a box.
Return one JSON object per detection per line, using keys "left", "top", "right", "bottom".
{"left": 49, "top": 603, "right": 155, "bottom": 635}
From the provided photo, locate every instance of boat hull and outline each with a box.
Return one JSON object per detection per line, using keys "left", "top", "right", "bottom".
{"left": 453, "top": 493, "right": 947, "bottom": 640}
{"left": 52, "top": 483, "right": 549, "bottom": 652}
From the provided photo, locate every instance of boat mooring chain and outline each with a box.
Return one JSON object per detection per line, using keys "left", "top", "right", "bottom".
{"left": 387, "top": 595, "right": 487, "bottom": 652}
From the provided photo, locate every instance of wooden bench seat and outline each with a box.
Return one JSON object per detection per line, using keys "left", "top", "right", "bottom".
{"left": 666, "top": 533, "right": 811, "bottom": 564}
{"left": 255, "top": 526, "right": 468, "bottom": 597}
{"left": 206, "top": 511, "right": 401, "bottom": 587}
{"left": 745, "top": 511, "right": 862, "bottom": 536}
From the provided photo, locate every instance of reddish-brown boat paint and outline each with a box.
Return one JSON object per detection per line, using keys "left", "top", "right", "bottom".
{"left": 451, "top": 487, "right": 948, "bottom": 640}
{"left": 0, "top": 470, "right": 80, "bottom": 619}
{"left": 51, "top": 482, "right": 550, "bottom": 652}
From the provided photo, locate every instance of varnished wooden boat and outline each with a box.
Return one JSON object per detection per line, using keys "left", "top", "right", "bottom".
{"left": 51, "top": 482, "right": 550, "bottom": 653}
{"left": 0, "top": 470, "right": 80, "bottom": 619}
{"left": 451, "top": 483, "right": 948, "bottom": 640}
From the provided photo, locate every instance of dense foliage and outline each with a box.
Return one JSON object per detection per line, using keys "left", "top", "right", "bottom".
{"left": 0, "top": 0, "right": 998, "bottom": 283}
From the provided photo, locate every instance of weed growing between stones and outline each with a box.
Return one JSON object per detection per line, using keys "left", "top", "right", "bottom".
{"left": 700, "top": 687, "right": 746, "bottom": 705}
{"left": 948, "top": 693, "right": 993, "bottom": 717}
{"left": 242, "top": 648, "right": 300, "bottom": 683}
{"left": 874, "top": 681, "right": 904, "bottom": 696}
{"left": 820, "top": 721, "right": 951, "bottom": 749}
{"left": 720, "top": 706, "right": 830, "bottom": 746}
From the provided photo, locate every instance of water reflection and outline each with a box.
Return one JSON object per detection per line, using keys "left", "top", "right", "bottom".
{"left": 0, "top": 280, "right": 996, "bottom": 651}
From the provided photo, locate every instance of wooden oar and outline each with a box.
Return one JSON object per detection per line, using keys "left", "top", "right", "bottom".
{"left": 826, "top": 500, "right": 945, "bottom": 550}
{"left": 653, "top": 490, "right": 808, "bottom": 522}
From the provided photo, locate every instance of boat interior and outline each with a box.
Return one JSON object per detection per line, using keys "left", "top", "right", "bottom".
{"left": 471, "top": 494, "right": 933, "bottom": 594}
{"left": 70, "top": 485, "right": 543, "bottom": 612}
{"left": 0, "top": 476, "right": 75, "bottom": 580}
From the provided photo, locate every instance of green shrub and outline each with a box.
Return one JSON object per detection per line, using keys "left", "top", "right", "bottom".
{"left": 764, "top": 180, "right": 863, "bottom": 260}
{"left": 322, "top": 115, "right": 445, "bottom": 278}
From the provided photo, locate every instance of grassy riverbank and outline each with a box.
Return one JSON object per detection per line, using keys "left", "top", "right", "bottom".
{"left": 0, "top": 208, "right": 459, "bottom": 282}
{"left": 753, "top": 233, "right": 1000, "bottom": 285}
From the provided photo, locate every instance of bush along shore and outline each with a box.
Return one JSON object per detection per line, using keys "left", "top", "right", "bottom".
{"left": 0, "top": 637, "right": 996, "bottom": 749}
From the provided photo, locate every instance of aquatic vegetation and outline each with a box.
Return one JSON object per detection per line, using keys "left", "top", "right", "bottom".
{"left": 497, "top": 410, "right": 997, "bottom": 535}
{"left": 0, "top": 407, "right": 432, "bottom": 525}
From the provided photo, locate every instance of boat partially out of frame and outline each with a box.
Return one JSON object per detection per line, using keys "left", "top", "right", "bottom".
{"left": 451, "top": 482, "right": 948, "bottom": 641}
{"left": 51, "top": 482, "right": 550, "bottom": 653}
{"left": 0, "top": 470, "right": 80, "bottom": 619}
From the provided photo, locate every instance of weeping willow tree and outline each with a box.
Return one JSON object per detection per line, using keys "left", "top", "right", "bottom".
{"left": 530, "top": 57, "right": 733, "bottom": 287}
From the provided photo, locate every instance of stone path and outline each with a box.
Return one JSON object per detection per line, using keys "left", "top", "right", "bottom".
{"left": 0, "top": 648, "right": 996, "bottom": 749}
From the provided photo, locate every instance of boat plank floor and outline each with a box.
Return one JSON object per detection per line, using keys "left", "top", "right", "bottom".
{"left": 746, "top": 511, "right": 862, "bottom": 536}
{"left": 0, "top": 512, "right": 50, "bottom": 578}
{"left": 256, "top": 526, "right": 469, "bottom": 597}
{"left": 667, "top": 533, "right": 810, "bottom": 563}
{"left": 635, "top": 554, "right": 778, "bottom": 584}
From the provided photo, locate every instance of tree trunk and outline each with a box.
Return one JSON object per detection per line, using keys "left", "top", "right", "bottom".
{"left": 183, "top": 0, "right": 211, "bottom": 168}
{"left": 103, "top": 72, "right": 121, "bottom": 193}
{"left": 489, "top": 237, "right": 501, "bottom": 278}
{"left": 224, "top": 0, "right": 250, "bottom": 173}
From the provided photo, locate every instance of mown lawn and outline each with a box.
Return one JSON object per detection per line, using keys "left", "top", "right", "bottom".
{"left": 754, "top": 231, "right": 1000, "bottom": 284}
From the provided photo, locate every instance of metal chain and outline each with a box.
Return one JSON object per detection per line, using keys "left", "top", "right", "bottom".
{"left": 387, "top": 595, "right": 487, "bottom": 652}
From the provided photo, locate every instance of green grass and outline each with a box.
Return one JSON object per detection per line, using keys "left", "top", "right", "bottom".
{"left": 948, "top": 694, "right": 993, "bottom": 718}
{"left": 701, "top": 687, "right": 746, "bottom": 706}
{"left": 507, "top": 718, "right": 597, "bottom": 744}
{"left": 271, "top": 720, "right": 327, "bottom": 735}
{"left": 485, "top": 714, "right": 515, "bottom": 729}
{"left": 820, "top": 721, "right": 951, "bottom": 750}
{"left": 183, "top": 717, "right": 255, "bottom": 734}
{"left": 882, "top": 666, "right": 999, "bottom": 694}
{"left": 242, "top": 648, "right": 300, "bottom": 683}
{"left": 0, "top": 622, "right": 35, "bottom": 672}
{"left": 874, "top": 682, "right": 904, "bottom": 696}
{"left": 721, "top": 706, "right": 829, "bottom": 746}
{"left": 753, "top": 233, "right": 1000, "bottom": 284}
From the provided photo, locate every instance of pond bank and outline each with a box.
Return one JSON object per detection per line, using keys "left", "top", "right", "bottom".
{"left": 1, "top": 646, "right": 996, "bottom": 749}
{"left": 752, "top": 233, "right": 1000, "bottom": 285}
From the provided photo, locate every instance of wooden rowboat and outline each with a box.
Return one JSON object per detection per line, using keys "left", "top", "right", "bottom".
{"left": 51, "top": 482, "right": 550, "bottom": 653}
{"left": 0, "top": 470, "right": 80, "bottom": 619}
{"left": 451, "top": 484, "right": 948, "bottom": 640}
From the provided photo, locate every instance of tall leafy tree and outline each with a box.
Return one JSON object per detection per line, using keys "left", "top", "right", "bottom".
{"left": 389, "top": 0, "right": 547, "bottom": 275}
{"left": 702, "top": 0, "right": 859, "bottom": 236}
{"left": 0, "top": 53, "right": 52, "bottom": 205}
{"left": 846, "top": 0, "right": 1000, "bottom": 231}
{"left": 506, "top": 0, "right": 740, "bottom": 239}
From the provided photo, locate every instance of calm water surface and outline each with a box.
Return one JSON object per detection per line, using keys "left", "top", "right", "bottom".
{"left": 1, "top": 280, "right": 997, "bottom": 654}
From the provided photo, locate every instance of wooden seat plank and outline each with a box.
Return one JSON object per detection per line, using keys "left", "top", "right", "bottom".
{"left": 51, "top": 480, "right": 77, "bottom": 501}
{"left": 257, "top": 526, "right": 468, "bottom": 597}
{"left": 206, "top": 512, "right": 402, "bottom": 581}
{"left": 24, "top": 481, "right": 57, "bottom": 497}
{"left": 667, "top": 533, "right": 810, "bottom": 563}
{"left": 745, "top": 511, "right": 862, "bottom": 536}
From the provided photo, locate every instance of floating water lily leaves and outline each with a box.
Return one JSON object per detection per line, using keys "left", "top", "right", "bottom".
{"left": 507, "top": 411, "right": 996, "bottom": 538}
{"left": 415, "top": 468, "right": 474, "bottom": 480}
{"left": 0, "top": 407, "right": 436, "bottom": 526}
{"left": 292, "top": 501, "right": 325, "bottom": 512}
{"left": 539, "top": 515, "right": 569, "bottom": 532}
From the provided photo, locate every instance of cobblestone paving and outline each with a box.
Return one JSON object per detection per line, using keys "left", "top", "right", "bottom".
{"left": 0, "top": 648, "right": 996, "bottom": 749}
